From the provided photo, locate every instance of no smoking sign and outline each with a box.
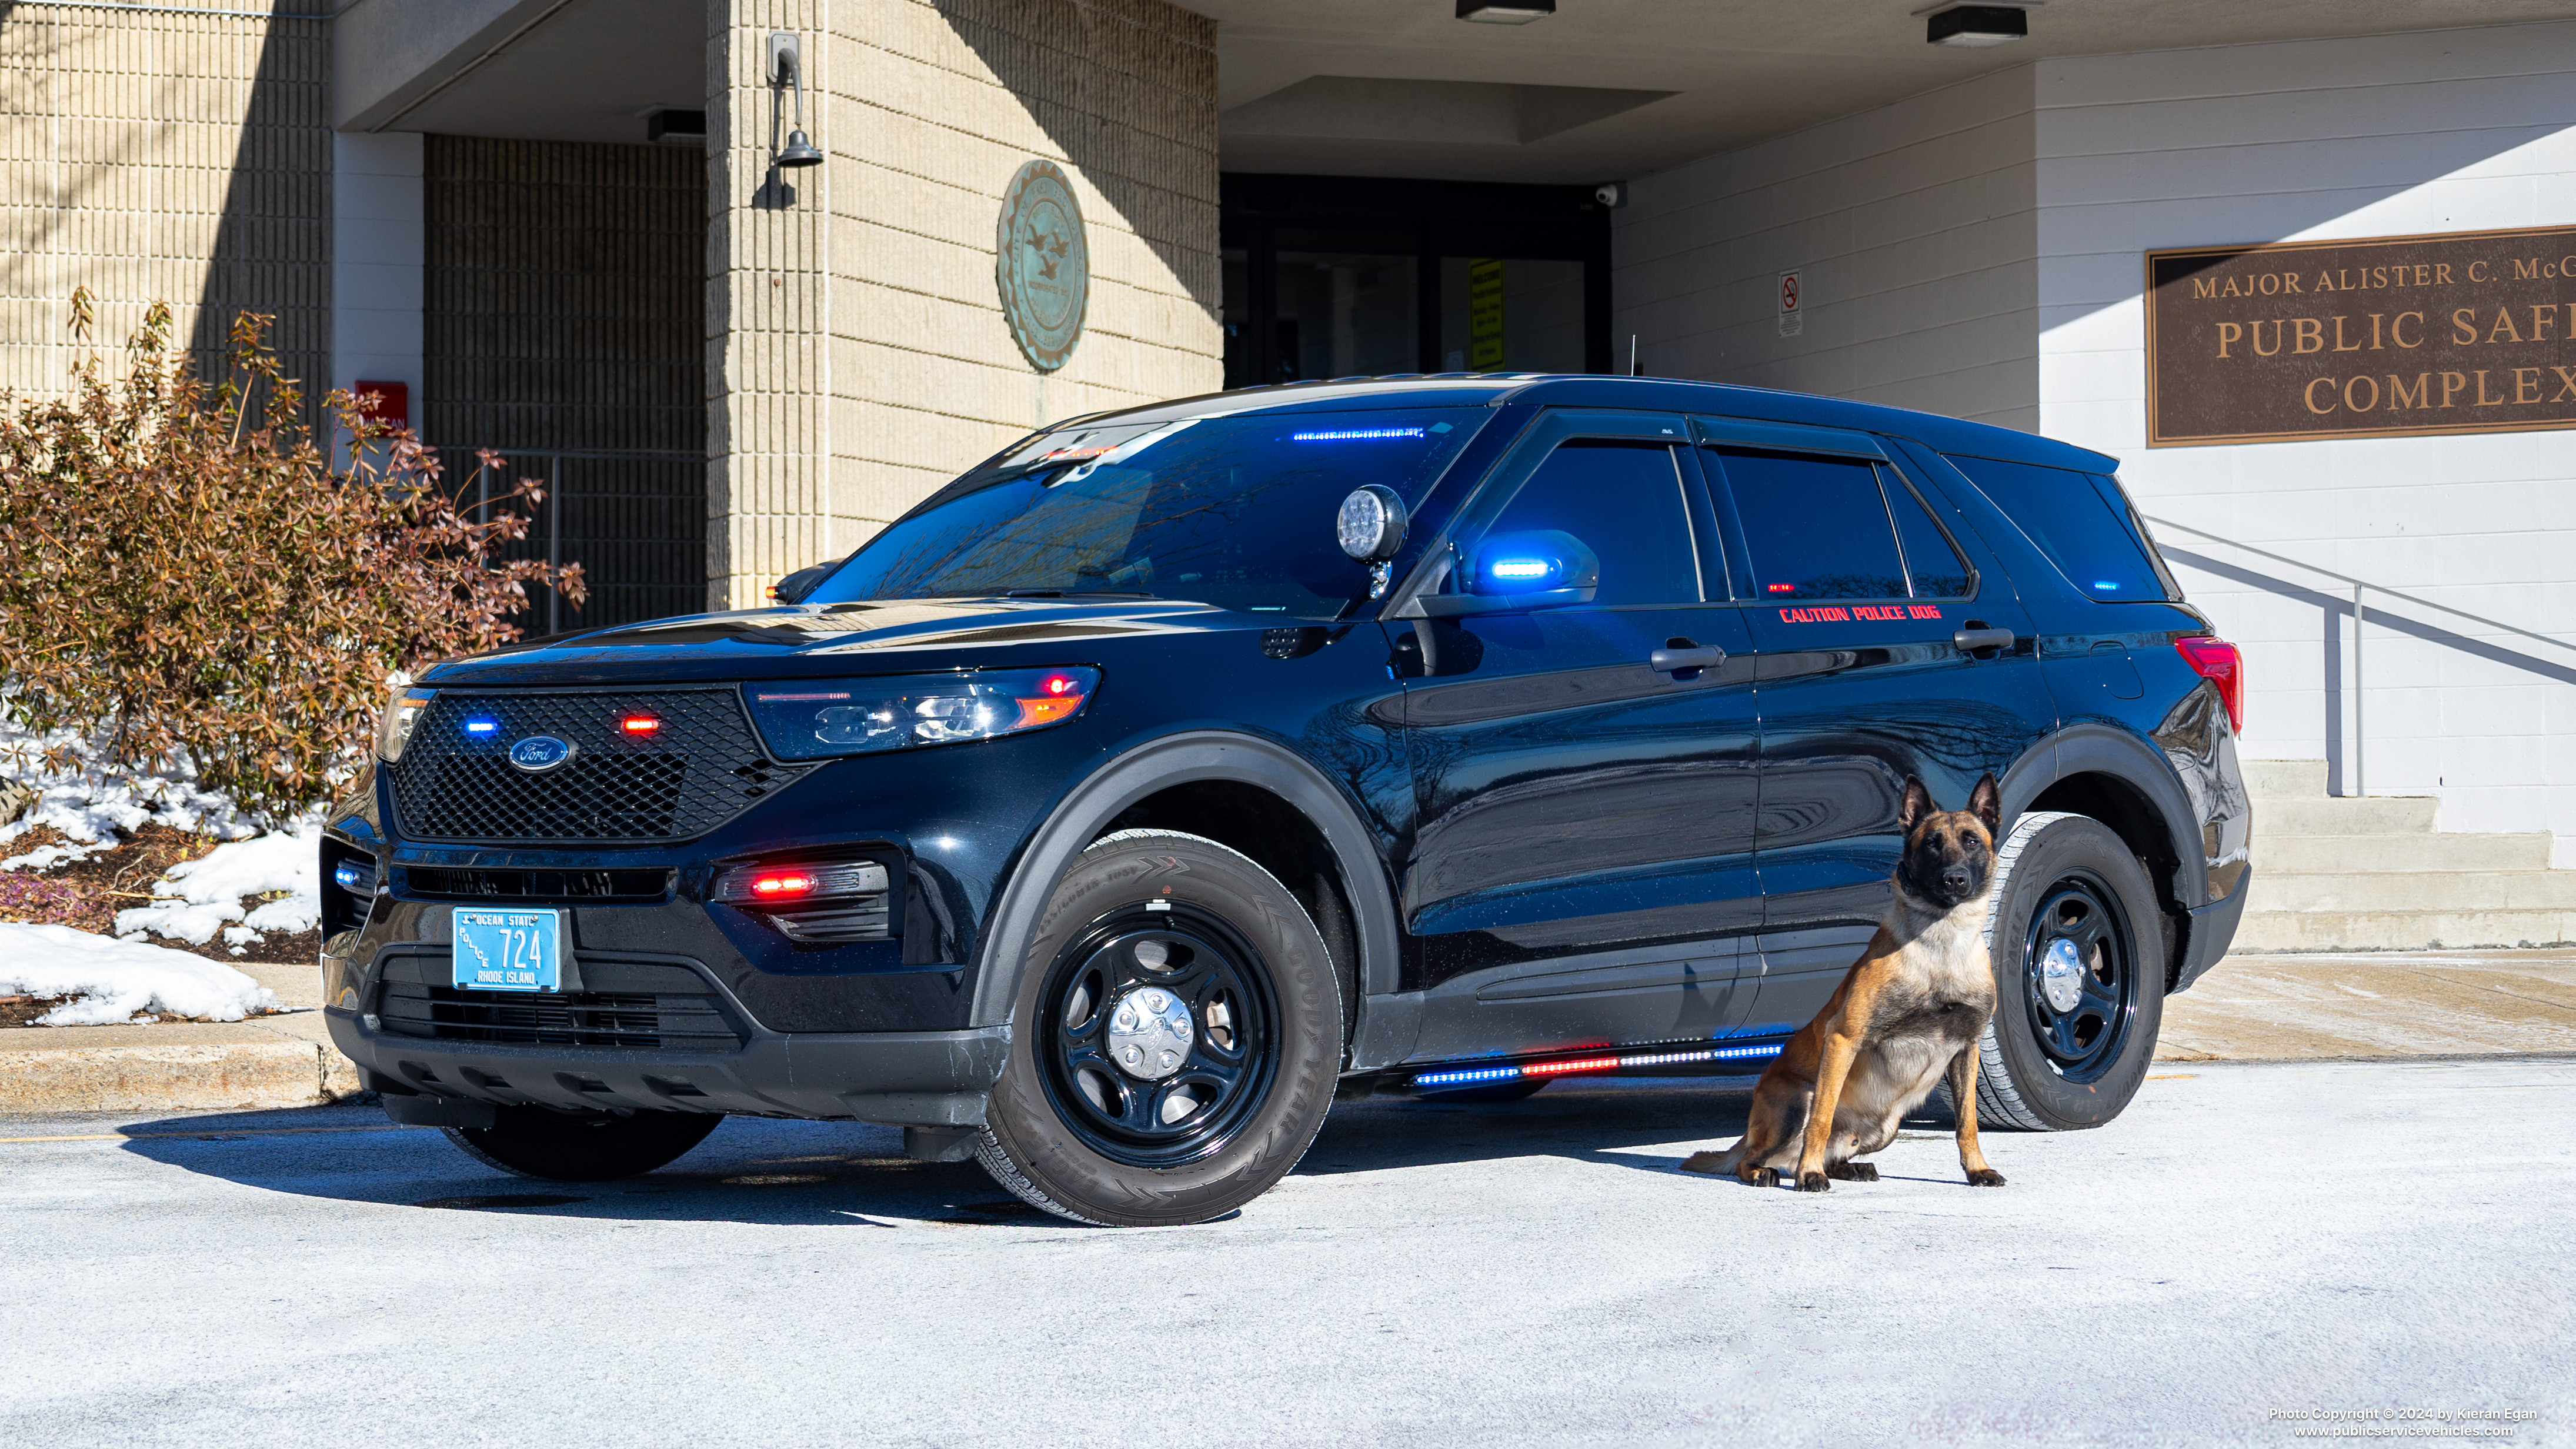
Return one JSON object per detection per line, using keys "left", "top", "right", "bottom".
{"left": 1778, "top": 269, "right": 1803, "bottom": 337}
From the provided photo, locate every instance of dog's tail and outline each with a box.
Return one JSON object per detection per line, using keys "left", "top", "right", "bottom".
{"left": 1679, "top": 1138, "right": 1750, "bottom": 1178}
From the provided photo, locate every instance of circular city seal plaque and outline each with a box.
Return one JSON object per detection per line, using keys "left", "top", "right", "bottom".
{"left": 996, "top": 159, "right": 1089, "bottom": 372}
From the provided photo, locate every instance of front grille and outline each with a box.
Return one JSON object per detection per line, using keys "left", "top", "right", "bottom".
{"left": 376, "top": 958, "right": 745, "bottom": 1051}
{"left": 403, "top": 866, "right": 672, "bottom": 903}
{"left": 388, "top": 689, "right": 813, "bottom": 844}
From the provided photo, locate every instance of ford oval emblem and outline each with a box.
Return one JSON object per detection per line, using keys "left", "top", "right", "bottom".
{"left": 508, "top": 735, "right": 575, "bottom": 773}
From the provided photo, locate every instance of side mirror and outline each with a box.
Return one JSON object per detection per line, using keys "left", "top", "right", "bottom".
{"left": 769, "top": 560, "right": 835, "bottom": 605}
{"left": 1407, "top": 529, "right": 1601, "bottom": 617}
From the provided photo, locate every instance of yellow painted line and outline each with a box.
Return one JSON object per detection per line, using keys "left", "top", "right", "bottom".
{"left": 0, "top": 1123, "right": 432, "bottom": 1145}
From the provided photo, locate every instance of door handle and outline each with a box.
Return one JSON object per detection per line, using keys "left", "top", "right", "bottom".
{"left": 1649, "top": 643, "right": 1729, "bottom": 673}
{"left": 1953, "top": 626, "right": 2017, "bottom": 654}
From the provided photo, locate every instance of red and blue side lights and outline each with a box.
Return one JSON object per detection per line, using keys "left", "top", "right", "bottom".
{"left": 1410, "top": 1040, "right": 1783, "bottom": 1091}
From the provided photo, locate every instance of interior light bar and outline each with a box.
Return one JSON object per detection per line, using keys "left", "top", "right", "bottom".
{"left": 1410, "top": 1040, "right": 1783, "bottom": 1090}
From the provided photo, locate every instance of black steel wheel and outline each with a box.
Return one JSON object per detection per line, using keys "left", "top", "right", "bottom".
{"left": 1036, "top": 909, "right": 1280, "bottom": 1167}
{"left": 2020, "top": 870, "right": 2140, "bottom": 1083}
{"left": 443, "top": 1107, "right": 722, "bottom": 1181}
{"left": 977, "top": 830, "right": 1343, "bottom": 1226}
{"left": 1971, "top": 812, "right": 2166, "bottom": 1131}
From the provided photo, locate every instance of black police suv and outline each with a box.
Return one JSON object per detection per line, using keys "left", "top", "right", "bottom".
{"left": 321, "top": 374, "right": 2250, "bottom": 1225}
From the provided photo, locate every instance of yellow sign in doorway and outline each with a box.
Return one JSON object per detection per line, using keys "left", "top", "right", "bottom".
{"left": 1468, "top": 258, "right": 1506, "bottom": 369}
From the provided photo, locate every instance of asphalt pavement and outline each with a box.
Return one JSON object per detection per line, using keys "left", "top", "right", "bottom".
{"left": 4, "top": 1057, "right": 2570, "bottom": 1448}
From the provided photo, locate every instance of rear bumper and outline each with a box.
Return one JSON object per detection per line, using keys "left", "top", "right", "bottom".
{"left": 328, "top": 1007, "right": 1009, "bottom": 1126}
{"left": 2173, "top": 866, "right": 2248, "bottom": 994}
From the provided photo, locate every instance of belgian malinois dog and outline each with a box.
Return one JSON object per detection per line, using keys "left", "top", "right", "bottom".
{"left": 1683, "top": 774, "right": 2008, "bottom": 1191}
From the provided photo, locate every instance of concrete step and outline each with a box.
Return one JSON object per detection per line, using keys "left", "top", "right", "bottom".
{"left": 2254, "top": 794, "right": 2441, "bottom": 837}
{"left": 2255, "top": 833, "right": 2557, "bottom": 874}
{"left": 2251, "top": 870, "right": 2576, "bottom": 914}
{"left": 2231, "top": 909, "right": 2576, "bottom": 953}
{"left": 2241, "top": 757, "right": 2327, "bottom": 800}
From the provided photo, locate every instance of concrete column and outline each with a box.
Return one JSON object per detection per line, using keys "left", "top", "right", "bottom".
{"left": 707, "top": 0, "right": 833, "bottom": 612}
{"left": 705, "top": 0, "right": 1222, "bottom": 613}
{"left": 329, "top": 132, "right": 423, "bottom": 427}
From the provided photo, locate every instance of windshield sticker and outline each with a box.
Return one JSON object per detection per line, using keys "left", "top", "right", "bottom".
{"left": 1052, "top": 419, "right": 1199, "bottom": 486}
{"left": 1777, "top": 604, "right": 1944, "bottom": 623}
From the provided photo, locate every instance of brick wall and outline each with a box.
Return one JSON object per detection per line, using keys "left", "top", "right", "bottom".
{"left": 0, "top": 1, "right": 328, "bottom": 420}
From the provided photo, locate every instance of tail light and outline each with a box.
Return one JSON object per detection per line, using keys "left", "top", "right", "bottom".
{"left": 2174, "top": 636, "right": 2243, "bottom": 732}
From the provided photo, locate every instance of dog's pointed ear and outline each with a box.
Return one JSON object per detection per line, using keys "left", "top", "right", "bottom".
{"left": 1898, "top": 776, "right": 1934, "bottom": 834}
{"left": 1968, "top": 773, "right": 2003, "bottom": 835}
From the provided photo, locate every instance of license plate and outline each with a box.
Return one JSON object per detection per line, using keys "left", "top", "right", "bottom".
{"left": 453, "top": 908, "right": 562, "bottom": 993}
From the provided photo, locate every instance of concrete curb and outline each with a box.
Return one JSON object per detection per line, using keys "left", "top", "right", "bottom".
{"left": 0, "top": 1041, "right": 364, "bottom": 1113}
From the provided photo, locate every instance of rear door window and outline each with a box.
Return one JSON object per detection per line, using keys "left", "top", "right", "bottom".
{"left": 1706, "top": 448, "right": 1907, "bottom": 601}
{"left": 1483, "top": 440, "right": 1701, "bottom": 605}
{"left": 1883, "top": 469, "right": 1973, "bottom": 597}
{"left": 1946, "top": 455, "right": 2174, "bottom": 601}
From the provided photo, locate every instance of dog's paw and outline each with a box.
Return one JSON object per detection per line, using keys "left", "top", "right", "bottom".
{"left": 1796, "top": 1169, "right": 1831, "bottom": 1193}
{"left": 1966, "top": 1168, "right": 2007, "bottom": 1187}
{"left": 1678, "top": 1151, "right": 1728, "bottom": 1177}
{"left": 1741, "top": 1166, "right": 1779, "bottom": 1188}
{"left": 1827, "top": 1161, "right": 1878, "bottom": 1182}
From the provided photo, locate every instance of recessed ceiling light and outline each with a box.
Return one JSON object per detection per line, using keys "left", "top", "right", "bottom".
{"left": 1926, "top": 4, "right": 2028, "bottom": 46}
{"left": 1458, "top": 0, "right": 1554, "bottom": 22}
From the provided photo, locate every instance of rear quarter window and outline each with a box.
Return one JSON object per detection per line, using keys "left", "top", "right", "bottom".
{"left": 1945, "top": 455, "right": 2176, "bottom": 602}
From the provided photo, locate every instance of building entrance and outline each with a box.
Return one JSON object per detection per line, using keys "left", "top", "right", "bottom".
{"left": 1220, "top": 175, "right": 1613, "bottom": 389}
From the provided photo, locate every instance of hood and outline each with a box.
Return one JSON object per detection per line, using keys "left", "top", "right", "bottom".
{"left": 420, "top": 597, "right": 1264, "bottom": 686}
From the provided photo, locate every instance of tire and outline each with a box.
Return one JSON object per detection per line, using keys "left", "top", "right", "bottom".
{"left": 976, "top": 829, "right": 1344, "bottom": 1227}
{"left": 1969, "top": 811, "right": 2166, "bottom": 1132}
{"left": 443, "top": 1107, "right": 723, "bottom": 1182}
{"left": 1419, "top": 1079, "right": 1549, "bottom": 1105}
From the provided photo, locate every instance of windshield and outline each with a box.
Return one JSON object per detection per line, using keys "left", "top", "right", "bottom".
{"left": 806, "top": 408, "right": 1489, "bottom": 618}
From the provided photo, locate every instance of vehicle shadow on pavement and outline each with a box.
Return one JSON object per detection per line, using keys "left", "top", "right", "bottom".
{"left": 109, "top": 1106, "right": 1079, "bottom": 1229}
{"left": 104, "top": 1077, "right": 1973, "bottom": 1223}
{"left": 1294, "top": 1077, "right": 1763, "bottom": 1177}
{"left": 1296, "top": 1077, "right": 1978, "bottom": 1182}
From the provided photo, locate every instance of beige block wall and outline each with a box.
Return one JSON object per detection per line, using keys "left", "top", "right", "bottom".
{"left": 0, "top": 2, "right": 329, "bottom": 414}
{"left": 706, "top": 0, "right": 1222, "bottom": 610}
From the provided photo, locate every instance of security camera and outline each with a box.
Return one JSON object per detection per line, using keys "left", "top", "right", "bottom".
{"left": 1593, "top": 181, "right": 1629, "bottom": 209}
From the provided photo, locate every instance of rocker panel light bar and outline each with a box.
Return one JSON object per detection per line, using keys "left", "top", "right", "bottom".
{"left": 1412, "top": 1040, "right": 1782, "bottom": 1090}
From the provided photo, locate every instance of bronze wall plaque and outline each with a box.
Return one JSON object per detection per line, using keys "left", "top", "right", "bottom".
{"left": 2145, "top": 224, "right": 2576, "bottom": 446}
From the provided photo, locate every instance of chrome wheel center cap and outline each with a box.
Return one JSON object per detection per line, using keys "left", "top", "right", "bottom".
{"left": 2038, "top": 938, "right": 2086, "bottom": 1014}
{"left": 1107, "top": 986, "right": 1193, "bottom": 1081}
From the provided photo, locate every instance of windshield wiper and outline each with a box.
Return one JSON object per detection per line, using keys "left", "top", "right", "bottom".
{"left": 1003, "top": 588, "right": 1156, "bottom": 600}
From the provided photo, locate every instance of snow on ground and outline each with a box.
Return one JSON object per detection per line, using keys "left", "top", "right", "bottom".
{"left": 0, "top": 718, "right": 257, "bottom": 869}
{"left": 4, "top": 716, "right": 326, "bottom": 951}
{"left": 0, "top": 922, "right": 280, "bottom": 1024}
{"left": 113, "top": 826, "right": 323, "bottom": 947}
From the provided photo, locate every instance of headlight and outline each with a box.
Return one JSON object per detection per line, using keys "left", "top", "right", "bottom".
{"left": 743, "top": 667, "right": 1099, "bottom": 760}
{"left": 375, "top": 685, "right": 437, "bottom": 762}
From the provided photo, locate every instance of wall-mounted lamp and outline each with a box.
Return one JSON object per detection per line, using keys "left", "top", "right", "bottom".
{"left": 1457, "top": 0, "right": 1553, "bottom": 22}
{"left": 765, "top": 31, "right": 823, "bottom": 168}
{"left": 1924, "top": 5, "right": 2028, "bottom": 46}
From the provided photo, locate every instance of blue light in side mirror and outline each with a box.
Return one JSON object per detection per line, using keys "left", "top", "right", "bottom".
{"left": 1466, "top": 529, "right": 1600, "bottom": 599}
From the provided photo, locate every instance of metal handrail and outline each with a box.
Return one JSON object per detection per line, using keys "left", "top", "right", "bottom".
{"left": 2143, "top": 515, "right": 2575, "bottom": 797}
{"left": 2143, "top": 516, "right": 2575, "bottom": 656}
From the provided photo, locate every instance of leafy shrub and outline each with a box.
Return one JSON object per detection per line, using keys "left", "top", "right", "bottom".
{"left": 0, "top": 292, "right": 583, "bottom": 822}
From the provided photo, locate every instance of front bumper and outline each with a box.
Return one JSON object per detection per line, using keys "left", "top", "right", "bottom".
{"left": 329, "top": 1005, "right": 1009, "bottom": 1125}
